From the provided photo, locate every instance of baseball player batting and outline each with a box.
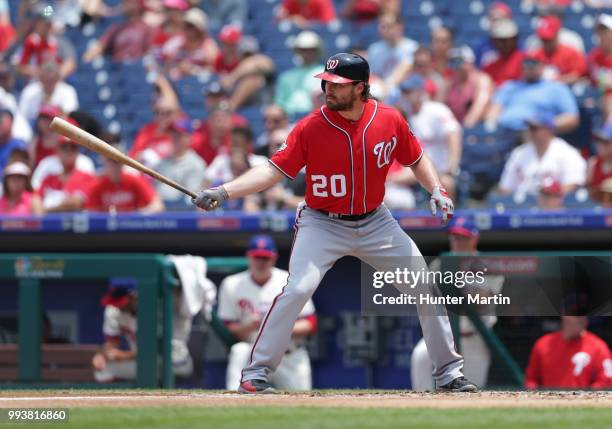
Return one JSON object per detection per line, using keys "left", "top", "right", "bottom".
{"left": 193, "top": 52, "right": 477, "bottom": 393}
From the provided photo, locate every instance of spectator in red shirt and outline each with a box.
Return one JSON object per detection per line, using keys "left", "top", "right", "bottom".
{"left": 18, "top": 6, "right": 77, "bottom": 80}
{"left": 161, "top": 8, "right": 219, "bottom": 80}
{"left": 588, "top": 123, "right": 612, "bottom": 203}
{"left": 483, "top": 18, "right": 525, "bottom": 86}
{"left": 87, "top": 151, "right": 165, "bottom": 214}
{"left": 589, "top": 14, "right": 612, "bottom": 120}
{"left": 277, "top": 0, "right": 337, "bottom": 28}
{"left": 83, "top": 0, "right": 153, "bottom": 63}
{"left": 531, "top": 16, "right": 588, "bottom": 84}
{"left": 340, "top": 0, "right": 399, "bottom": 22}
{"left": 30, "top": 105, "right": 63, "bottom": 167}
{"left": 36, "top": 138, "right": 95, "bottom": 213}
{"left": 129, "top": 96, "right": 180, "bottom": 168}
{"left": 152, "top": 0, "right": 189, "bottom": 52}
{"left": 0, "top": 161, "right": 43, "bottom": 216}
{"left": 213, "top": 25, "right": 275, "bottom": 111}
{"left": 525, "top": 316, "right": 612, "bottom": 389}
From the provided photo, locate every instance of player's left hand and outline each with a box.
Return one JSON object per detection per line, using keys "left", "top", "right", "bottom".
{"left": 430, "top": 186, "right": 454, "bottom": 225}
{"left": 192, "top": 186, "right": 229, "bottom": 211}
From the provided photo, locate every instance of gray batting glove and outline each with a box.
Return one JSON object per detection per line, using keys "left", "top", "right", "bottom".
{"left": 192, "top": 186, "right": 229, "bottom": 211}
{"left": 430, "top": 186, "right": 454, "bottom": 225}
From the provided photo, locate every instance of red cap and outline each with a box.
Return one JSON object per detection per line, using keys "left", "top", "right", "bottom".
{"left": 537, "top": 16, "right": 562, "bottom": 40}
{"left": 219, "top": 25, "right": 242, "bottom": 44}
{"left": 489, "top": 2, "right": 512, "bottom": 20}
{"left": 38, "top": 105, "right": 61, "bottom": 119}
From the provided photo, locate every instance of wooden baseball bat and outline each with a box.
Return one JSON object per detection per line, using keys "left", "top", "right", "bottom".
{"left": 49, "top": 117, "right": 197, "bottom": 199}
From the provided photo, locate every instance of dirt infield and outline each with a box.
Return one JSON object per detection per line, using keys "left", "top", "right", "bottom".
{"left": 0, "top": 391, "right": 611, "bottom": 409}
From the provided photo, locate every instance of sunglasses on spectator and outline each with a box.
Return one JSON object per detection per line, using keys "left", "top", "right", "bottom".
{"left": 155, "top": 110, "right": 174, "bottom": 116}
{"left": 265, "top": 116, "right": 284, "bottom": 123}
{"left": 59, "top": 144, "right": 79, "bottom": 152}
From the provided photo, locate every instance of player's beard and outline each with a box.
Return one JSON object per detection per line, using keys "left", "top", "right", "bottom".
{"left": 326, "top": 92, "right": 358, "bottom": 111}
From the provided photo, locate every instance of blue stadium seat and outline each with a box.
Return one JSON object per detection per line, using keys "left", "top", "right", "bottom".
{"left": 486, "top": 193, "right": 538, "bottom": 209}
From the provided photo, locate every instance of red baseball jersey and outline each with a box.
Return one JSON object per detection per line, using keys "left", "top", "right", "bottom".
{"left": 19, "top": 34, "right": 59, "bottom": 66}
{"left": 37, "top": 170, "right": 95, "bottom": 201}
{"left": 269, "top": 99, "right": 423, "bottom": 215}
{"left": 525, "top": 331, "right": 612, "bottom": 389}
{"left": 86, "top": 172, "right": 155, "bottom": 212}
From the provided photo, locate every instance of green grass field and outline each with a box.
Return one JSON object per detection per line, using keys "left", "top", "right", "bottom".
{"left": 8, "top": 406, "right": 612, "bottom": 429}
{"left": 2, "top": 390, "right": 611, "bottom": 429}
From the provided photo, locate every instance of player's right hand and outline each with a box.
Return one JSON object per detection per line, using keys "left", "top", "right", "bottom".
{"left": 430, "top": 186, "right": 454, "bottom": 225}
{"left": 192, "top": 186, "right": 229, "bottom": 211}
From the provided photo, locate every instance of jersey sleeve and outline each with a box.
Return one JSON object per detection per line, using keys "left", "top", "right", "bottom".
{"left": 395, "top": 114, "right": 424, "bottom": 167}
{"left": 269, "top": 121, "right": 307, "bottom": 180}
{"left": 102, "top": 305, "right": 122, "bottom": 341}
{"left": 216, "top": 277, "right": 239, "bottom": 322}
{"left": 19, "top": 36, "right": 34, "bottom": 65}
{"left": 591, "top": 341, "right": 612, "bottom": 388}
{"left": 524, "top": 339, "right": 543, "bottom": 389}
{"left": 499, "top": 149, "right": 520, "bottom": 193}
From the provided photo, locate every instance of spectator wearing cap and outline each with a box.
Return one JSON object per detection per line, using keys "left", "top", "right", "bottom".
{"left": 0, "top": 162, "right": 43, "bottom": 215}
{"left": 156, "top": 118, "right": 207, "bottom": 209}
{"left": 431, "top": 26, "right": 454, "bottom": 80}
{"left": 203, "top": 126, "right": 267, "bottom": 212}
{"left": 0, "top": 109, "right": 27, "bottom": 175}
{"left": 412, "top": 216, "right": 504, "bottom": 391}
{"left": 255, "top": 105, "right": 289, "bottom": 154}
{"left": 161, "top": 8, "right": 219, "bottom": 80}
{"left": 341, "top": 0, "right": 399, "bottom": 22}
{"left": 396, "top": 74, "right": 462, "bottom": 199}
{"left": 213, "top": 25, "right": 275, "bottom": 111}
{"left": 537, "top": 176, "right": 564, "bottom": 210}
{"left": 587, "top": 123, "right": 612, "bottom": 202}
{"left": 152, "top": 0, "right": 189, "bottom": 52}
{"left": 277, "top": 0, "right": 337, "bottom": 28}
{"left": 36, "top": 138, "right": 95, "bottom": 213}
{"left": 482, "top": 18, "right": 525, "bottom": 86}
{"left": 525, "top": 4, "right": 586, "bottom": 54}
{"left": 86, "top": 145, "right": 165, "bottom": 214}
{"left": 17, "top": 4, "right": 77, "bottom": 80}
{"left": 190, "top": 85, "right": 248, "bottom": 165}
{"left": 366, "top": 14, "right": 418, "bottom": 99}
{"left": 485, "top": 54, "right": 579, "bottom": 133}
{"left": 474, "top": 1, "right": 513, "bottom": 68}
{"left": 588, "top": 14, "right": 612, "bottom": 120}
{"left": 31, "top": 128, "right": 95, "bottom": 190}
{"left": 529, "top": 16, "right": 588, "bottom": 84}
{"left": 18, "top": 61, "right": 79, "bottom": 124}
{"left": 525, "top": 316, "right": 612, "bottom": 389}
{"left": 498, "top": 111, "right": 586, "bottom": 199}
{"left": 129, "top": 97, "right": 181, "bottom": 169}
{"left": 200, "top": 0, "right": 248, "bottom": 34}
{"left": 275, "top": 30, "right": 324, "bottom": 115}
{"left": 445, "top": 46, "right": 493, "bottom": 128}
{"left": 83, "top": 0, "right": 153, "bottom": 63}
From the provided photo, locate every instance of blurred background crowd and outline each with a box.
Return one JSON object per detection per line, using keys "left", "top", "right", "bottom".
{"left": 0, "top": 0, "right": 610, "bottom": 216}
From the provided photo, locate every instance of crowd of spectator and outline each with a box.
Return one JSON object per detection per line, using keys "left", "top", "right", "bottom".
{"left": 0, "top": 0, "right": 611, "bottom": 216}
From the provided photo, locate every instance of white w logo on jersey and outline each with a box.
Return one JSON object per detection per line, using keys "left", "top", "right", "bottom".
{"left": 373, "top": 137, "right": 397, "bottom": 168}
